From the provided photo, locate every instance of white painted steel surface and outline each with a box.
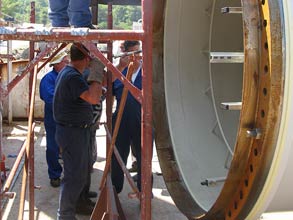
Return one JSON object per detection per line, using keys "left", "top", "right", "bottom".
{"left": 161, "top": 0, "right": 293, "bottom": 219}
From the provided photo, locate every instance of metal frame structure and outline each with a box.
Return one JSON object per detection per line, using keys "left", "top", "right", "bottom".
{"left": 0, "top": 0, "right": 153, "bottom": 219}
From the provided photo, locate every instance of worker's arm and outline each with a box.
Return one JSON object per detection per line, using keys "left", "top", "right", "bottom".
{"left": 112, "top": 55, "right": 130, "bottom": 82}
{"left": 80, "top": 58, "right": 105, "bottom": 104}
{"left": 40, "top": 74, "right": 55, "bottom": 103}
{"left": 80, "top": 82, "right": 102, "bottom": 104}
{"left": 116, "top": 55, "right": 130, "bottom": 72}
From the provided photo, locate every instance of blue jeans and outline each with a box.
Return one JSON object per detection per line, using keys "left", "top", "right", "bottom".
{"left": 48, "top": 0, "right": 92, "bottom": 27}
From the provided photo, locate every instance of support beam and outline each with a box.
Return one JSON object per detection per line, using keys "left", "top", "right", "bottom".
{"left": 0, "top": 28, "right": 144, "bottom": 42}
{"left": 221, "top": 102, "right": 242, "bottom": 110}
{"left": 210, "top": 52, "right": 244, "bottom": 63}
{"left": 221, "top": 7, "right": 243, "bottom": 14}
{"left": 141, "top": 0, "right": 153, "bottom": 219}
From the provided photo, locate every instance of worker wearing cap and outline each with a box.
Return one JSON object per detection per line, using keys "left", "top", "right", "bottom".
{"left": 40, "top": 51, "right": 69, "bottom": 187}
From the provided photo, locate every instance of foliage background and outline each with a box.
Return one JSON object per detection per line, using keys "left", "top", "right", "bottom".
{"left": 0, "top": 0, "right": 141, "bottom": 29}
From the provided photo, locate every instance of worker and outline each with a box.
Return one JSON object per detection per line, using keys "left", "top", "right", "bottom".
{"left": 48, "top": 0, "right": 95, "bottom": 28}
{"left": 39, "top": 51, "right": 69, "bottom": 187}
{"left": 53, "top": 43, "right": 105, "bottom": 218}
{"left": 111, "top": 40, "right": 153, "bottom": 197}
{"left": 120, "top": 41, "right": 138, "bottom": 175}
{"left": 83, "top": 71, "right": 107, "bottom": 169}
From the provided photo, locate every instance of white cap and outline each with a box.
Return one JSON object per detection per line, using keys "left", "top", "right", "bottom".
{"left": 49, "top": 51, "right": 68, "bottom": 66}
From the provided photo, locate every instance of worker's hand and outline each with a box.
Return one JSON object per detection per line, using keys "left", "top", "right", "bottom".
{"left": 117, "top": 55, "right": 130, "bottom": 71}
{"left": 87, "top": 58, "right": 105, "bottom": 84}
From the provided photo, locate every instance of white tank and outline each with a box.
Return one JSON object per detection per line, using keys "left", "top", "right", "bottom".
{"left": 152, "top": 0, "right": 293, "bottom": 219}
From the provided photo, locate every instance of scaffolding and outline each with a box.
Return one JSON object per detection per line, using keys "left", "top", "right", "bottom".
{"left": 0, "top": 0, "right": 153, "bottom": 219}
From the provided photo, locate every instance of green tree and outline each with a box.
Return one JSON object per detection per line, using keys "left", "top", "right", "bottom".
{"left": 35, "top": 0, "right": 49, "bottom": 25}
{"left": 1, "top": 0, "right": 48, "bottom": 24}
{"left": 97, "top": 4, "right": 108, "bottom": 29}
{"left": 1, "top": 0, "right": 29, "bottom": 23}
{"left": 113, "top": 5, "right": 141, "bottom": 29}
{"left": 98, "top": 5, "right": 141, "bottom": 30}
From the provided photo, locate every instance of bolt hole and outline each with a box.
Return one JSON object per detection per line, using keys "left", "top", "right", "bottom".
{"left": 250, "top": 164, "right": 254, "bottom": 173}
{"left": 262, "top": 0, "right": 265, "bottom": 5}
{"left": 245, "top": 179, "right": 249, "bottom": 187}
{"left": 264, "top": 65, "right": 269, "bottom": 73}
{"left": 254, "top": 148, "right": 258, "bottom": 156}
{"left": 240, "top": 190, "right": 243, "bottom": 199}
{"left": 261, "top": 110, "right": 265, "bottom": 118}
{"left": 234, "top": 202, "right": 238, "bottom": 210}
{"left": 263, "top": 19, "right": 267, "bottom": 27}
{"left": 228, "top": 210, "right": 232, "bottom": 217}
{"left": 264, "top": 42, "right": 269, "bottom": 50}
{"left": 263, "top": 88, "right": 267, "bottom": 96}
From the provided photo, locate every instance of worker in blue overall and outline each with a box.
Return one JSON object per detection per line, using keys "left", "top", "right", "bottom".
{"left": 54, "top": 43, "right": 105, "bottom": 219}
{"left": 40, "top": 51, "right": 69, "bottom": 187}
{"left": 111, "top": 40, "right": 153, "bottom": 197}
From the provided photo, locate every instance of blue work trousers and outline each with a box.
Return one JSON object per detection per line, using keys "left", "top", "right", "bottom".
{"left": 90, "top": 126, "right": 97, "bottom": 167}
{"left": 56, "top": 125, "right": 91, "bottom": 220}
{"left": 48, "top": 0, "right": 92, "bottom": 27}
{"left": 111, "top": 112, "right": 142, "bottom": 193}
{"left": 44, "top": 123, "right": 62, "bottom": 180}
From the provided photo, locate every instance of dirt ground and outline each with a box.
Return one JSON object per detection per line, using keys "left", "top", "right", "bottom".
{"left": 1, "top": 121, "right": 293, "bottom": 220}
{"left": 1, "top": 121, "right": 187, "bottom": 220}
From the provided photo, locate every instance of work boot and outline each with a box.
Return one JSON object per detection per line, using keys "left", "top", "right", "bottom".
{"left": 50, "top": 178, "right": 61, "bottom": 187}
{"left": 76, "top": 204, "right": 94, "bottom": 215}
{"left": 77, "top": 197, "right": 96, "bottom": 207}
{"left": 74, "top": 24, "right": 96, "bottom": 29}
{"left": 86, "top": 191, "right": 98, "bottom": 198}
{"left": 87, "top": 24, "right": 97, "bottom": 29}
{"left": 86, "top": 198, "right": 96, "bottom": 207}
{"left": 128, "top": 161, "right": 138, "bottom": 173}
{"left": 76, "top": 198, "right": 95, "bottom": 215}
{"left": 132, "top": 174, "right": 138, "bottom": 182}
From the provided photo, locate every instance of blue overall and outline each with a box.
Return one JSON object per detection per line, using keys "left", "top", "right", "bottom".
{"left": 111, "top": 67, "right": 144, "bottom": 193}
{"left": 39, "top": 69, "right": 62, "bottom": 180}
{"left": 48, "top": 0, "right": 92, "bottom": 27}
{"left": 53, "top": 66, "right": 93, "bottom": 220}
